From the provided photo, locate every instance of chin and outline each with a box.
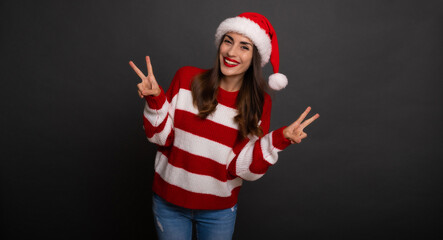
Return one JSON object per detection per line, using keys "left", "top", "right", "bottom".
{"left": 220, "top": 68, "right": 238, "bottom": 78}
{"left": 220, "top": 65, "right": 246, "bottom": 78}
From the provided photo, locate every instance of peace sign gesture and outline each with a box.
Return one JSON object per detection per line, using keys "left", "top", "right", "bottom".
{"left": 129, "top": 56, "right": 161, "bottom": 98}
{"left": 283, "top": 107, "right": 320, "bottom": 144}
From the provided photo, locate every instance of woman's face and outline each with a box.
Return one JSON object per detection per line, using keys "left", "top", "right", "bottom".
{"left": 219, "top": 32, "right": 254, "bottom": 80}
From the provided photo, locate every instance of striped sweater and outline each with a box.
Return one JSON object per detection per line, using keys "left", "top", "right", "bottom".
{"left": 143, "top": 66, "right": 291, "bottom": 210}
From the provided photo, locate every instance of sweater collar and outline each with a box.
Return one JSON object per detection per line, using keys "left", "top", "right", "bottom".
{"left": 217, "top": 86, "right": 238, "bottom": 108}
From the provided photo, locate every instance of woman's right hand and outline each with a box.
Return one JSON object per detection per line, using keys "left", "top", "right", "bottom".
{"left": 129, "top": 56, "right": 161, "bottom": 98}
{"left": 283, "top": 106, "right": 319, "bottom": 144}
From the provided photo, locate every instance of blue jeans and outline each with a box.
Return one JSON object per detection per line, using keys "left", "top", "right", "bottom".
{"left": 152, "top": 193, "right": 237, "bottom": 240}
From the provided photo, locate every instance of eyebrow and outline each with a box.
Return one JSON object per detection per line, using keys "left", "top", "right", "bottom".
{"left": 225, "top": 34, "right": 253, "bottom": 47}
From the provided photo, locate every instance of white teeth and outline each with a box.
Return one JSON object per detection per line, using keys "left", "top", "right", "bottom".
{"left": 224, "top": 58, "right": 238, "bottom": 65}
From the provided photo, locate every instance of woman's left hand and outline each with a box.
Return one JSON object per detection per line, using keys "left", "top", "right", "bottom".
{"left": 283, "top": 106, "right": 320, "bottom": 144}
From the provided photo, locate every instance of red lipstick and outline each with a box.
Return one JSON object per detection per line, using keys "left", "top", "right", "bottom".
{"left": 223, "top": 57, "right": 240, "bottom": 67}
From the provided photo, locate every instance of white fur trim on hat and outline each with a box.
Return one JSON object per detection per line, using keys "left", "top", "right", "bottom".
{"left": 215, "top": 17, "right": 272, "bottom": 67}
{"left": 268, "top": 73, "right": 288, "bottom": 90}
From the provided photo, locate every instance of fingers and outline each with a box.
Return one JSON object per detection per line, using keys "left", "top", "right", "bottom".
{"left": 297, "top": 106, "right": 311, "bottom": 124}
{"left": 146, "top": 56, "right": 154, "bottom": 76}
{"left": 299, "top": 113, "right": 320, "bottom": 130}
{"left": 284, "top": 106, "right": 318, "bottom": 144}
{"left": 288, "top": 120, "right": 300, "bottom": 129}
{"left": 284, "top": 124, "right": 308, "bottom": 144}
{"left": 289, "top": 106, "right": 311, "bottom": 128}
{"left": 142, "top": 89, "right": 159, "bottom": 96}
{"left": 129, "top": 61, "right": 146, "bottom": 80}
{"left": 137, "top": 83, "right": 144, "bottom": 92}
{"left": 138, "top": 83, "right": 150, "bottom": 95}
{"left": 147, "top": 75, "right": 158, "bottom": 87}
{"left": 291, "top": 132, "right": 307, "bottom": 144}
{"left": 132, "top": 56, "right": 157, "bottom": 98}
{"left": 289, "top": 136, "right": 302, "bottom": 144}
{"left": 137, "top": 82, "right": 158, "bottom": 96}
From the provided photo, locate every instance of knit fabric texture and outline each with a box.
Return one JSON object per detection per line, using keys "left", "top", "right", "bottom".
{"left": 143, "top": 66, "right": 291, "bottom": 209}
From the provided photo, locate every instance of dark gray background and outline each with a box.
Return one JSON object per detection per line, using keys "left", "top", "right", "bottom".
{"left": 1, "top": 0, "right": 442, "bottom": 239}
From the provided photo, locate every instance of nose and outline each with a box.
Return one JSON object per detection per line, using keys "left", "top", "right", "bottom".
{"left": 226, "top": 44, "right": 237, "bottom": 57}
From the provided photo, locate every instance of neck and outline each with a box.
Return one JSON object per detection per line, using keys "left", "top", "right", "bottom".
{"left": 220, "top": 75, "right": 243, "bottom": 92}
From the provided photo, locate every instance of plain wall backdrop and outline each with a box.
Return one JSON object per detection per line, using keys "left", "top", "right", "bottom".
{"left": 1, "top": 0, "right": 442, "bottom": 239}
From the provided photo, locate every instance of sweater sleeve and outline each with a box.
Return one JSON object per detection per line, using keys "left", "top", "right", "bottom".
{"left": 227, "top": 95, "right": 292, "bottom": 181}
{"left": 142, "top": 69, "right": 182, "bottom": 147}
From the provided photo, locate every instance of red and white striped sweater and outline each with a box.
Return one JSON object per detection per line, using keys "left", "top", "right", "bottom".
{"left": 143, "top": 66, "right": 291, "bottom": 209}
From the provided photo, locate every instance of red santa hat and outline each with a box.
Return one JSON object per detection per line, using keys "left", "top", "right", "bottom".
{"left": 215, "top": 12, "right": 288, "bottom": 90}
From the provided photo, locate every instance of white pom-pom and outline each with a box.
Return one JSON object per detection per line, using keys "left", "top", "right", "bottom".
{"left": 268, "top": 73, "right": 288, "bottom": 90}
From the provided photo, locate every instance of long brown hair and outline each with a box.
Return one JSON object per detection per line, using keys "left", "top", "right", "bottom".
{"left": 191, "top": 39, "right": 268, "bottom": 138}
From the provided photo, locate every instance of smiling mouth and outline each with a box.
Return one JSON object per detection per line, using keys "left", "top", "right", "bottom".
{"left": 223, "top": 57, "right": 239, "bottom": 67}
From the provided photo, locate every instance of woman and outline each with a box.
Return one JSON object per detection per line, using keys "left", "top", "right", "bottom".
{"left": 129, "top": 12, "right": 319, "bottom": 240}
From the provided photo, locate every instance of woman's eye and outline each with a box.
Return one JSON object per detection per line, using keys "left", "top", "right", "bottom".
{"left": 241, "top": 46, "right": 249, "bottom": 50}
{"left": 224, "top": 39, "right": 232, "bottom": 44}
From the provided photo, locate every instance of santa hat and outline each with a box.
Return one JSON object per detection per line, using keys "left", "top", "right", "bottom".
{"left": 215, "top": 12, "right": 288, "bottom": 90}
